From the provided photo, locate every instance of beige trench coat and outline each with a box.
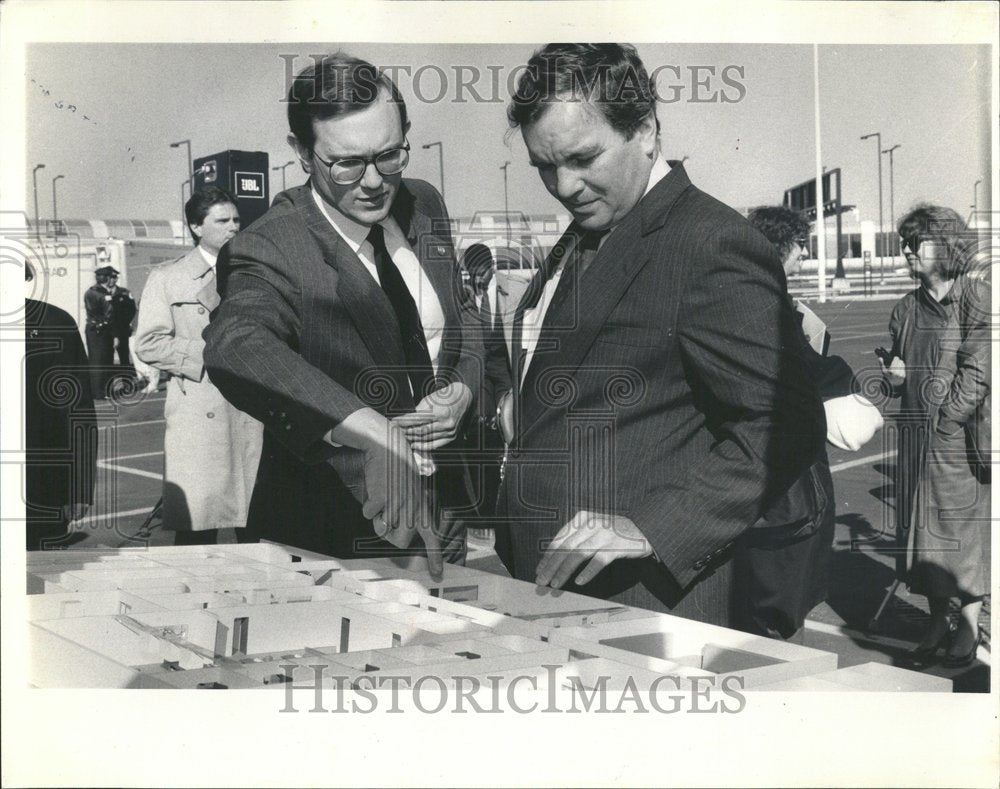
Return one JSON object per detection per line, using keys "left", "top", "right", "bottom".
{"left": 135, "top": 247, "right": 263, "bottom": 531}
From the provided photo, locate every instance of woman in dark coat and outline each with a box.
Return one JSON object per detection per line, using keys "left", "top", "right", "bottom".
{"left": 882, "top": 204, "right": 990, "bottom": 669}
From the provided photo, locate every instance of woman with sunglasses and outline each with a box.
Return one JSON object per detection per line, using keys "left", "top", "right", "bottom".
{"left": 881, "top": 203, "right": 990, "bottom": 670}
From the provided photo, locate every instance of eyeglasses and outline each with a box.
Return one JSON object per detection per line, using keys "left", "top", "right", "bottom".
{"left": 313, "top": 142, "right": 410, "bottom": 185}
{"left": 900, "top": 235, "right": 921, "bottom": 254}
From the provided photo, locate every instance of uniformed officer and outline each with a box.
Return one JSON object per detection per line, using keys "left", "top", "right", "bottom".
{"left": 84, "top": 265, "right": 136, "bottom": 398}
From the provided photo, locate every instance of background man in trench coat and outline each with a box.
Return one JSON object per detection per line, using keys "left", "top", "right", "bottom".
{"left": 135, "top": 187, "right": 263, "bottom": 545}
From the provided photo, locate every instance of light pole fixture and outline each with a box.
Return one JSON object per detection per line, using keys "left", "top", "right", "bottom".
{"left": 169, "top": 140, "right": 193, "bottom": 243}
{"left": 32, "top": 163, "right": 46, "bottom": 241}
{"left": 500, "top": 161, "right": 511, "bottom": 246}
{"left": 51, "top": 174, "right": 65, "bottom": 233}
{"left": 882, "top": 143, "right": 901, "bottom": 259}
{"left": 422, "top": 141, "right": 445, "bottom": 200}
{"left": 860, "top": 132, "right": 883, "bottom": 280}
{"left": 272, "top": 160, "right": 295, "bottom": 192}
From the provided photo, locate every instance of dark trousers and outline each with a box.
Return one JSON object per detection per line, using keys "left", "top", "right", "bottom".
{"left": 86, "top": 328, "right": 133, "bottom": 399}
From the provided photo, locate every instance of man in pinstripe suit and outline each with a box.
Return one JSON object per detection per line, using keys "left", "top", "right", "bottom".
{"left": 492, "top": 44, "right": 826, "bottom": 626}
{"left": 204, "top": 54, "right": 481, "bottom": 577}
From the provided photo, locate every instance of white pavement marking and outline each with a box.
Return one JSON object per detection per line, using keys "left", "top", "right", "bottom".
{"left": 109, "top": 451, "right": 164, "bottom": 461}
{"left": 830, "top": 330, "right": 892, "bottom": 341}
{"left": 97, "top": 460, "right": 163, "bottom": 480}
{"left": 804, "top": 618, "right": 915, "bottom": 650}
{"left": 830, "top": 450, "right": 895, "bottom": 473}
{"left": 75, "top": 506, "right": 158, "bottom": 525}
{"left": 98, "top": 419, "right": 165, "bottom": 430}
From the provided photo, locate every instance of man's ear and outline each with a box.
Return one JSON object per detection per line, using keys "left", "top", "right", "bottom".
{"left": 637, "top": 111, "right": 658, "bottom": 158}
{"left": 288, "top": 133, "right": 312, "bottom": 175}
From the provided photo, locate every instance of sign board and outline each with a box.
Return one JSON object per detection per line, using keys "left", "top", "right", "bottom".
{"left": 235, "top": 172, "right": 265, "bottom": 199}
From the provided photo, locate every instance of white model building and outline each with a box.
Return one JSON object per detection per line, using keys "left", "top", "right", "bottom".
{"left": 26, "top": 543, "right": 949, "bottom": 692}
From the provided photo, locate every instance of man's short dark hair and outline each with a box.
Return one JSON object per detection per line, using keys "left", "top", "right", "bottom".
{"left": 461, "top": 243, "right": 494, "bottom": 280}
{"left": 747, "top": 206, "right": 811, "bottom": 262}
{"left": 287, "top": 52, "right": 409, "bottom": 152}
{"left": 507, "top": 43, "right": 658, "bottom": 138}
{"left": 185, "top": 187, "right": 238, "bottom": 232}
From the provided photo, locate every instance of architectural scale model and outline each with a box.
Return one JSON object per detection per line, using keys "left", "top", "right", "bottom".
{"left": 26, "top": 543, "right": 949, "bottom": 692}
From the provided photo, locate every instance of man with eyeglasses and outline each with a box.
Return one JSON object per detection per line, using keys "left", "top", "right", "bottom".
{"left": 204, "top": 53, "right": 480, "bottom": 578}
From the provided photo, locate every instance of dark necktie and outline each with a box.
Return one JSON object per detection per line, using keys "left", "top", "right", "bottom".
{"left": 479, "top": 285, "right": 493, "bottom": 328}
{"left": 509, "top": 228, "right": 605, "bottom": 447}
{"left": 367, "top": 224, "right": 435, "bottom": 403}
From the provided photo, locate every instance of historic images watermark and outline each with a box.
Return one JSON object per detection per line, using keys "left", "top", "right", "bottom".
{"left": 278, "top": 664, "right": 748, "bottom": 714}
{"left": 279, "top": 55, "right": 748, "bottom": 106}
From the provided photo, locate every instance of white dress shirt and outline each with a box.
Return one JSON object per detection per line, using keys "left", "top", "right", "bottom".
{"left": 311, "top": 186, "right": 445, "bottom": 373}
{"left": 519, "top": 156, "right": 671, "bottom": 385}
{"left": 197, "top": 246, "right": 217, "bottom": 269}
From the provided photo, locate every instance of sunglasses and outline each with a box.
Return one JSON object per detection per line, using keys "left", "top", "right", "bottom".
{"left": 900, "top": 234, "right": 921, "bottom": 254}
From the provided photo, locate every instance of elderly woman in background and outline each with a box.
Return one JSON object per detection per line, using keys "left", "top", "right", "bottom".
{"left": 881, "top": 203, "right": 990, "bottom": 669}
{"left": 738, "top": 206, "right": 882, "bottom": 640}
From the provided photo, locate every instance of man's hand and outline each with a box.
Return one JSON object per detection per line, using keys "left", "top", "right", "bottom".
{"left": 534, "top": 510, "right": 653, "bottom": 589}
{"left": 359, "top": 419, "right": 442, "bottom": 580}
{"left": 393, "top": 382, "right": 473, "bottom": 450}
{"left": 878, "top": 355, "right": 906, "bottom": 388}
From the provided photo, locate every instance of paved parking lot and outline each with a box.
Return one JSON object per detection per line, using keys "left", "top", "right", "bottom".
{"left": 54, "top": 290, "right": 990, "bottom": 691}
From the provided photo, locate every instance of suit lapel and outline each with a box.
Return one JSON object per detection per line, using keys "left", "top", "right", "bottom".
{"left": 519, "top": 163, "right": 694, "bottom": 439}
{"left": 392, "top": 185, "right": 459, "bottom": 340}
{"left": 298, "top": 185, "right": 408, "bottom": 371}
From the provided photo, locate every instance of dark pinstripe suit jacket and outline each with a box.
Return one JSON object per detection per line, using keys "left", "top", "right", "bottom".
{"left": 203, "top": 179, "right": 480, "bottom": 557}
{"left": 493, "top": 163, "right": 826, "bottom": 624}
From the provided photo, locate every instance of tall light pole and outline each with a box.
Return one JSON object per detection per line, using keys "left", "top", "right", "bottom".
{"left": 882, "top": 143, "right": 900, "bottom": 259}
{"left": 51, "top": 174, "right": 65, "bottom": 233}
{"left": 422, "top": 141, "right": 445, "bottom": 200}
{"left": 860, "top": 132, "right": 883, "bottom": 280}
{"left": 169, "top": 140, "right": 193, "bottom": 243}
{"left": 272, "top": 160, "right": 294, "bottom": 192}
{"left": 32, "top": 163, "right": 45, "bottom": 240}
{"left": 500, "top": 161, "right": 511, "bottom": 246}
{"left": 973, "top": 178, "right": 982, "bottom": 227}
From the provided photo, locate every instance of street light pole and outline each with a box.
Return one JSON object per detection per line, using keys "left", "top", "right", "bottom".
{"left": 973, "top": 178, "right": 982, "bottom": 226}
{"left": 422, "top": 142, "right": 445, "bottom": 200}
{"left": 169, "top": 140, "right": 193, "bottom": 243}
{"left": 272, "top": 160, "right": 294, "bottom": 192}
{"left": 31, "top": 164, "right": 46, "bottom": 241}
{"left": 882, "top": 144, "right": 900, "bottom": 260}
{"left": 500, "top": 161, "right": 511, "bottom": 246}
{"left": 860, "top": 132, "right": 883, "bottom": 281}
{"left": 51, "top": 174, "right": 65, "bottom": 233}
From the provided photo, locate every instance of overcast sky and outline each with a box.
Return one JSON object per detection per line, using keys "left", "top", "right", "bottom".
{"left": 24, "top": 41, "right": 991, "bottom": 229}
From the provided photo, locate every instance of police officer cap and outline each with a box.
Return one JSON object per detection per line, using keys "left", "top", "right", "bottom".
{"left": 95, "top": 266, "right": 120, "bottom": 277}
